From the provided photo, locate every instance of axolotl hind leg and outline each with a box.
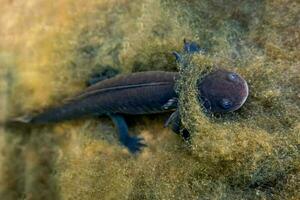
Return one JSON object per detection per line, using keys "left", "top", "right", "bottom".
{"left": 86, "top": 66, "right": 120, "bottom": 86}
{"left": 109, "top": 114, "right": 147, "bottom": 154}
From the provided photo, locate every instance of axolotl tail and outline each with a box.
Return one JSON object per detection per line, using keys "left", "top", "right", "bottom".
{"left": 11, "top": 100, "right": 95, "bottom": 124}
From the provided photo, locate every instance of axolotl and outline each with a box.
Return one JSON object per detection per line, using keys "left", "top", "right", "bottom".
{"left": 13, "top": 41, "right": 249, "bottom": 153}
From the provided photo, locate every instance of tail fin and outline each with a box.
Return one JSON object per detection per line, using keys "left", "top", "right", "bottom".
{"left": 0, "top": 115, "right": 33, "bottom": 128}
{"left": 10, "top": 115, "right": 33, "bottom": 124}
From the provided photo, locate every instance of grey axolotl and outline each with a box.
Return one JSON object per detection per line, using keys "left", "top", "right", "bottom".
{"left": 12, "top": 41, "right": 249, "bottom": 153}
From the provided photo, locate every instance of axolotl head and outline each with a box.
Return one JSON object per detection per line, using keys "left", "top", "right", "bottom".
{"left": 174, "top": 40, "right": 249, "bottom": 113}
{"left": 197, "top": 69, "right": 249, "bottom": 113}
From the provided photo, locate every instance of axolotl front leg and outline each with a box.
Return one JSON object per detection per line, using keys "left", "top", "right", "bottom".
{"left": 173, "top": 39, "right": 205, "bottom": 67}
{"left": 164, "top": 39, "right": 205, "bottom": 139}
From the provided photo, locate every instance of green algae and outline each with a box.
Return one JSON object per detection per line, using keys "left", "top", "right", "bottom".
{"left": 0, "top": 0, "right": 299, "bottom": 199}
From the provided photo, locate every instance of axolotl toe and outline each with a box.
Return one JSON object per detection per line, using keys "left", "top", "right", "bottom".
{"left": 11, "top": 40, "right": 249, "bottom": 154}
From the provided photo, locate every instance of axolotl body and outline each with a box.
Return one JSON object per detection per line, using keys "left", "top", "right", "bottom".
{"left": 13, "top": 41, "right": 249, "bottom": 153}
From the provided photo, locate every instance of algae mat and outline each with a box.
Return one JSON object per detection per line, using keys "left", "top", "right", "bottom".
{"left": 0, "top": 0, "right": 299, "bottom": 199}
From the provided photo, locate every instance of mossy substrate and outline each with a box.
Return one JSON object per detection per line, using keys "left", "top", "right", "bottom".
{"left": 0, "top": 0, "right": 299, "bottom": 199}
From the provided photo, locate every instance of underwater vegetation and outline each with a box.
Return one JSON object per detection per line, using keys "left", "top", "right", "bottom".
{"left": 0, "top": 0, "right": 299, "bottom": 199}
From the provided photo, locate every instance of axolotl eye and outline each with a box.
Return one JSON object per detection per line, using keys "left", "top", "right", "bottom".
{"left": 220, "top": 98, "right": 233, "bottom": 109}
{"left": 227, "top": 73, "right": 239, "bottom": 81}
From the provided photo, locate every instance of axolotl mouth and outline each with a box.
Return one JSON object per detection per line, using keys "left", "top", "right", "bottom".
{"left": 197, "top": 69, "right": 249, "bottom": 113}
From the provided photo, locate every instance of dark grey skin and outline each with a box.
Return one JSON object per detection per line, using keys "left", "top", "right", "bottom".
{"left": 13, "top": 41, "right": 249, "bottom": 153}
